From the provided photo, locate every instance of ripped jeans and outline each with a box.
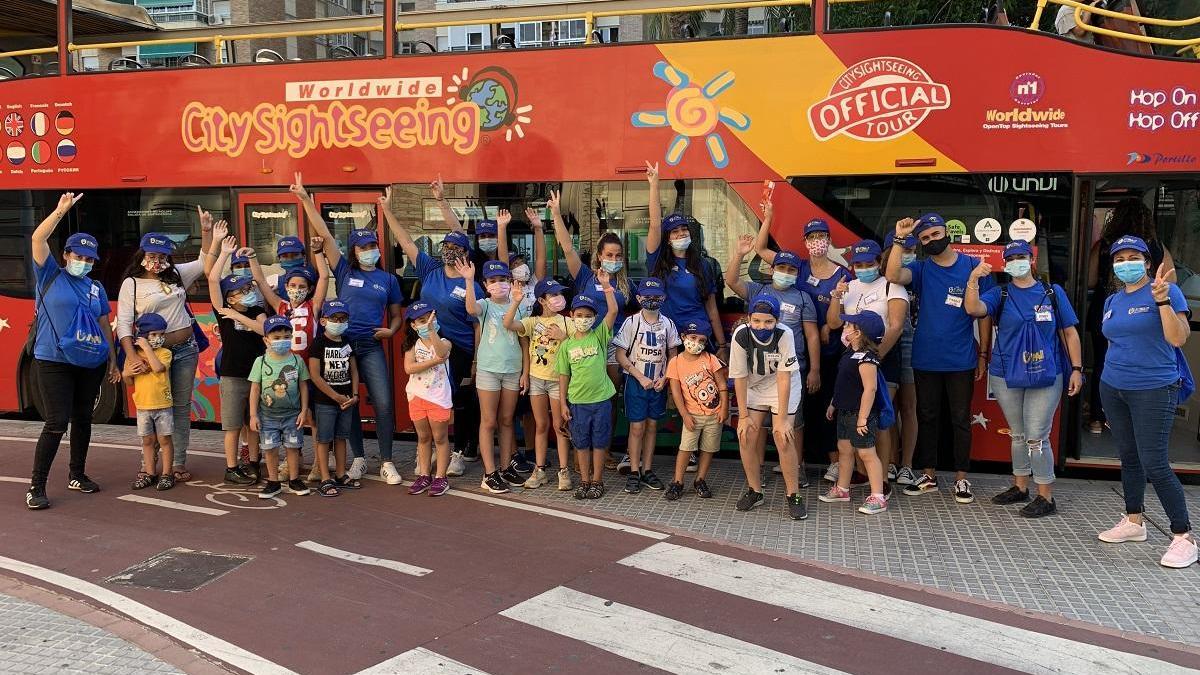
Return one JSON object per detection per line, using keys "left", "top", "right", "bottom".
{"left": 989, "top": 374, "right": 1060, "bottom": 485}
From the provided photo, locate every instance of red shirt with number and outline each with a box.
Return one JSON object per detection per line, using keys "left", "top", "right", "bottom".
{"left": 279, "top": 299, "right": 317, "bottom": 360}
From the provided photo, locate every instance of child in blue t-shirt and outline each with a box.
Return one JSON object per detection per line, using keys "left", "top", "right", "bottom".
{"left": 250, "top": 315, "right": 311, "bottom": 500}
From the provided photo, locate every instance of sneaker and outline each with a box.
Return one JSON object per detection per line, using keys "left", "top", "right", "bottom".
{"left": 557, "top": 468, "right": 573, "bottom": 491}
{"left": 447, "top": 452, "right": 466, "bottom": 477}
{"left": 903, "top": 474, "right": 938, "bottom": 496}
{"left": 462, "top": 445, "right": 480, "bottom": 462}
{"left": 858, "top": 494, "right": 888, "bottom": 515}
{"left": 991, "top": 485, "right": 1030, "bottom": 505}
{"left": 624, "top": 475, "right": 642, "bottom": 494}
{"left": 500, "top": 467, "right": 524, "bottom": 486}
{"left": 585, "top": 482, "right": 604, "bottom": 499}
{"left": 1020, "top": 496, "right": 1057, "bottom": 518}
{"left": 259, "top": 481, "right": 282, "bottom": 499}
{"left": 288, "top": 479, "right": 311, "bottom": 496}
{"left": 25, "top": 484, "right": 48, "bottom": 510}
{"left": 895, "top": 466, "right": 917, "bottom": 486}
{"left": 1160, "top": 535, "right": 1199, "bottom": 569}
{"left": 239, "top": 461, "right": 260, "bottom": 483}
{"left": 67, "top": 475, "right": 99, "bottom": 493}
{"left": 511, "top": 451, "right": 535, "bottom": 474}
{"left": 224, "top": 467, "right": 255, "bottom": 486}
{"left": 482, "top": 472, "right": 510, "bottom": 494}
{"left": 823, "top": 463, "right": 839, "bottom": 483}
{"left": 408, "top": 475, "right": 432, "bottom": 495}
{"left": 787, "top": 493, "right": 808, "bottom": 520}
{"left": 306, "top": 463, "right": 322, "bottom": 482}
{"left": 1086, "top": 420, "right": 1104, "bottom": 435}
{"left": 686, "top": 453, "right": 698, "bottom": 473}
{"left": 574, "top": 482, "right": 589, "bottom": 500}
{"left": 604, "top": 454, "right": 618, "bottom": 471}
{"left": 694, "top": 479, "right": 713, "bottom": 499}
{"left": 617, "top": 454, "right": 632, "bottom": 475}
{"left": 735, "top": 488, "right": 764, "bottom": 512}
{"left": 849, "top": 471, "right": 869, "bottom": 487}
{"left": 954, "top": 479, "right": 974, "bottom": 504}
{"left": 883, "top": 482, "right": 893, "bottom": 500}
{"left": 798, "top": 465, "right": 810, "bottom": 489}
{"left": 523, "top": 468, "right": 547, "bottom": 489}
{"left": 1098, "top": 515, "right": 1148, "bottom": 543}
{"left": 640, "top": 470, "right": 665, "bottom": 491}
{"left": 819, "top": 485, "right": 851, "bottom": 503}
{"left": 887, "top": 464, "right": 898, "bottom": 482}
{"left": 347, "top": 457, "right": 366, "bottom": 480}
{"left": 429, "top": 477, "right": 450, "bottom": 496}
{"left": 772, "top": 463, "right": 782, "bottom": 474}
{"left": 665, "top": 481, "right": 684, "bottom": 501}
{"left": 380, "top": 461, "right": 402, "bottom": 485}
{"left": 278, "top": 461, "right": 289, "bottom": 480}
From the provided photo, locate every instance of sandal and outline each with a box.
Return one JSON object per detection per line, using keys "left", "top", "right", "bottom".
{"left": 172, "top": 468, "right": 193, "bottom": 482}
{"left": 156, "top": 474, "right": 176, "bottom": 491}
{"left": 335, "top": 475, "right": 362, "bottom": 490}
{"left": 318, "top": 480, "right": 339, "bottom": 497}
{"left": 131, "top": 472, "right": 156, "bottom": 490}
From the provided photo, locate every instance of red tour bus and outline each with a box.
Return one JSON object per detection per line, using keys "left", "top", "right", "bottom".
{"left": 1, "top": 0, "right": 1198, "bottom": 472}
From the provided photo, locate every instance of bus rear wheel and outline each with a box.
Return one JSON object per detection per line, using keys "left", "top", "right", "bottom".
{"left": 27, "top": 363, "right": 122, "bottom": 424}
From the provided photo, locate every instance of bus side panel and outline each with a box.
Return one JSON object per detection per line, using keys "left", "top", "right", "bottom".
{"left": 0, "top": 297, "right": 34, "bottom": 412}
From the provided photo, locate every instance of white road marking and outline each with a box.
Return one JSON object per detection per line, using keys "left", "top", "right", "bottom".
{"left": 0, "top": 476, "right": 28, "bottom": 484}
{"left": 117, "top": 494, "right": 228, "bottom": 516}
{"left": 620, "top": 543, "right": 1193, "bottom": 675}
{"left": 0, "top": 554, "right": 297, "bottom": 675}
{"left": 295, "top": 540, "right": 432, "bottom": 577}
{"left": 0, "top": 437, "right": 224, "bottom": 459}
{"left": 355, "top": 647, "right": 491, "bottom": 674}
{"left": 501, "top": 586, "right": 848, "bottom": 675}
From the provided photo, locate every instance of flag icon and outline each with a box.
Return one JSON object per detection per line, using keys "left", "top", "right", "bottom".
{"left": 30, "top": 112, "right": 48, "bottom": 137}
{"left": 3, "top": 113, "right": 23, "bottom": 137}
{"left": 6, "top": 142, "right": 25, "bottom": 166}
{"left": 55, "top": 111, "right": 75, "bottom": 135}
{"left": 30, "top": 140, "right": 49, "bottom": 164}
{"left": 56, "top": 139, "right": 76, "bottom": 163}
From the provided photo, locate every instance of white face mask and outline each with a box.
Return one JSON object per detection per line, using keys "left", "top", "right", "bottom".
{"left": 573, "top": 316, "right": 595, "bottom": 332}
{"left": 683, "top": 338, "right": 706, "bottom": 355}
{"left": 670, "top": 236, "right": 692, "bottom": 251}
{"left": 511, "top": 264, "right": 531, "bottom": 282}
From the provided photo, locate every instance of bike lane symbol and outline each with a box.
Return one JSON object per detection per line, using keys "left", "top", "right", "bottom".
{"left": 186, "top": 481, "right": 287, "bottom": 510}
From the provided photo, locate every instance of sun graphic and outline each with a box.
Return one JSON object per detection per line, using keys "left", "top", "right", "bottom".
{"left": 446, "top": 66, "right": 533, "bottom": 142}
{"left": 631, "top": 61, "right": 750, "bottom": 169}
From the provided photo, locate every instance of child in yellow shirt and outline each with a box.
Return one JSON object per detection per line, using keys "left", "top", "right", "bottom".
{"left": 124, "top": 313, "right": 175, "bottom": 491}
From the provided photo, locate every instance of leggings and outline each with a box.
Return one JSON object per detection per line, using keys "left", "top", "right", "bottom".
{"left": 448, "top": 343, "right": 479, "bottom": 453}
{"left": 31, "top": 359, "right": 106, "bottom": 486}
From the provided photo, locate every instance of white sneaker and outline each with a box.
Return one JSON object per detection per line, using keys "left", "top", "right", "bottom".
{"left": 1161, "top": 535, "right": 1199, "bottom": 569}
{"left": 617, "top": 454, "right": 632, "bottom": 475}
{"left": 380, "top": 461, "right": 402, "bottom": 485}
{"left": 824, "top": 463, "right": 839, "bottom": 483}
{"left": 772, "top": 464, "right": 782, "bottom": 474}
{"left": 685, "top": 453, "right": 698, "bottom": 473}
{"left": 557, "top": 467, "right": 573, "bottom": 491}
{"left": 524, "top": 468, "right": 547, "bottom": 489}
{"left": 895, "top": 466, "right": 917, "bottom": 486}
{"left": 447, "top": 452, "right": 466, "bottom": 477}
{"left": 887, "top": 464, "right": 898, "bottom": 482}
{"left": 306, "top": 464, "right": 321, "bottom": 482}
{"left": 347, "top": 457, "right": 366, "bottom": 480}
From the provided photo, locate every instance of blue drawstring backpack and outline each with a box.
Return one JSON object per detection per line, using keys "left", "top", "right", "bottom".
{"left": 875, "top": 369, "right": 896, "bottom": 429}
{"left": 37, "top": 271, "right": 110, "bottom": 369}
{"left": 996, "top": 284, "right": 1059, "bottom": 389}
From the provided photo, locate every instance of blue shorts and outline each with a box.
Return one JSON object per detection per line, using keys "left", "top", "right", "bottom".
{"left": 624, "top": 380, "right": 667, "bottom": 423}
{"left": 259, "top": 413, "right": 304, "bottom": 450}
{"left": 568, "top": 401, "right": 613, "bottom": 450}
{"left": 314, "top": 403, "right": 353, "bottom": 444}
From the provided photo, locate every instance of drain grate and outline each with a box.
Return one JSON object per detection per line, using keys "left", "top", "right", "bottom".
{"left": 106, "top": 548, "right": 251, "bottom": 592}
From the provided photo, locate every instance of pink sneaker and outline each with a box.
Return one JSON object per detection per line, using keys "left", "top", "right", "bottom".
{"left": 408, "top": 475, "right": 432, "bottom": 495}
{"left": 429, "top": 477, "right": 450, "bottom": 496}
{"left": 1098, "top": 515, "right": 1148, "bottom": 543}
{"left": 1160, "top": 535, "right": 1198, "bottom": 569}
{"left": 819, "top": 485, "right": 850, "bottom": 503}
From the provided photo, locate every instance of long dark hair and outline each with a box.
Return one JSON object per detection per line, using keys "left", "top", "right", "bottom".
{"left": 121, "top": 249, "right": 183, "bottom": 288}
{"left": 1102, "top": 198, "right": 1156, "bottom": 243}
{"left": 652, "top": 215, "right": 710, "bottom": 304}
{"left": 401, "top": 312, "right": 432, "bottom": 353}
{"left": 592, "top": 232, "right": 630, "bottom": 297}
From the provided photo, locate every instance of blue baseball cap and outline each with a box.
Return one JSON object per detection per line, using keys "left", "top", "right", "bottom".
{"left": 748, "top": 293, "right": 781, "bottom": 318}
{"left": 476, "top": 220, "right": 498, "bottom": 237}
{"left": 406, "top": 301, "right": 434, "bottom": 320}
{"left": 65, "top": 232, "right": 99, "bottom": 259}
{"left": 1110, "top": 235, "right": 1150, "bottom": 256}
{"left": 348, "top": 229, "right": 378, "bottom": 249}
{"left": 283, "top": 268, "right": 315, "bottom": 287}
{"left": 482, "top": 260, "right": 510, "bottom": 279}
{"left": 443, "top": 231, "right": 472, "bottom": 252}
{"left": 662, "top": 213, "right": 690, "bottom": 233}
{"left": 139, "top": 232, "right": 175, "bottom": 255}
{"left": 534, "top": 278, "right": 564, "bottom": 298}
{"left": 804, "top": 219, "right": 830, "bottom": 236}
{"left": 849, "top": 240, "right": 882, "bottom": 264}
{"left": 509, "top": 251, "right": 527, "bottom": 265}
{"left": 135, "top": 312, "right": 167, "bottom": 336}
{"left": 321, "top": 300, "right": 349, "bottom": 317}
{"left": 262, "top": 315, "right": 293, "bottom": 334}
{"left": 913, "top": 213, "right": 946, "bottom": 237}
{"left": 773, "top": 251, "right": 802, "bottom": 269}
{"left": 219, "top": 274, "right": 253, "bottom": 295}
{"left": 276, "top": 236, "right": 305, "bottom": 256}
{"left": 637, "top": 278, "right": 666, "bottom": 297}
{"left": 230, "top": 251, "right": 251, "bottom": 266}
{"left": 840, "top": 310, "right": 886, "bottom": 343}
{"left": 1003, "top": 240, "right": 1034, "bottom": 259}
{"left": 884, "top": 228, "right": 917, "bottom": 250}
{"left": 681, "top": 320, "right": 711, "bottom": 337}
{"left": 570, "top": 294, "right": 600, "bottom": 312}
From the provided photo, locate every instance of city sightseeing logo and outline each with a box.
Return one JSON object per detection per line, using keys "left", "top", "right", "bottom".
{"left": 983, "top": 72, "right": 1068, "bottom": 131}
{"left": 631, "top": 61, "right": 751, "bottom": 169}
{"left": 807, "top": 56, "right": 950, "bottom": 142}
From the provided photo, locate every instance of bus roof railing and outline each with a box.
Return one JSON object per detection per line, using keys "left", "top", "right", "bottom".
{"left": 1030, "top": 0, "right": 1200, "bottom": 49}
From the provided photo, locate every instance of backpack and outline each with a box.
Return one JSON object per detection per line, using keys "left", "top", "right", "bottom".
{"left": 34, "top": 268, "right": 110, "bottom": 369}
{"left": 875, "top": 369, "right": 896, "bottom": 429}
{"left": 995, "top": 281, "right": 1061, "bottom": 389}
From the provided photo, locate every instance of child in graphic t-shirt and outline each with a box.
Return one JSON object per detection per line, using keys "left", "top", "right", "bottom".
{"left": 402, "top": 301, "right": 454, "bottom": 497}
{"left": 307, "top": 300, "right": 360, "bottom": 496}
{"left": 665, "top": 320, "right": 728, "bottom": 501}
{"left": 257, "top": 237, "right": 329, "bottom": 361}
{"left": 250, "top": 315, "right": 311, "bottom": 500}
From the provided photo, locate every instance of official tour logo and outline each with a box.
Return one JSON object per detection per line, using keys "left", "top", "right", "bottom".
{"left": 807, "top": 57, "right": 950, "bottom": 142}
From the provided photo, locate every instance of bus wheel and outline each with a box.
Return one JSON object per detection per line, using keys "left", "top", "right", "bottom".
{"left": 27, "top": 364, "right": 121, "bottom": 424}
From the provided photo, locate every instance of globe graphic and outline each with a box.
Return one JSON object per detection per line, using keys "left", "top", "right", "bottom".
{"left": 466, "top": 78, "right": 511, "bottom": 131}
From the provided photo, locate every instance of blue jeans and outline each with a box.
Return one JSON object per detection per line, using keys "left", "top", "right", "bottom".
{"left": 168, "top": 339, "right": 199, "bottom": 467}
{"left": 989, "top": 375, "right": 1059, "bottom": 485}
{"left": 315, "top": 403, "right": 353, "bottom": 443}
{"left": 347, "top": 337, "right": 394, "bottom": 462}
{"left": 1100, "top": 380, "right": 1192, "bottom": 534}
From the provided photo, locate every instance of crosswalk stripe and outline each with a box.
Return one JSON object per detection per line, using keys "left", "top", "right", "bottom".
{"left": 295, "top": 540, "right": 433, "bottom": 577}
{"left": 501, "top": 586, "right": 850, "bottom": 675}
{"left": 620, "top": 542, "right": 1193, "bottom": 675}
{"left": 355, "top": 647, "right": 490, "bottom": 674}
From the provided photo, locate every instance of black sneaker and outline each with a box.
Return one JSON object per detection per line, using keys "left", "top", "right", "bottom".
{"left": 849, "top": 471, "right": 869, "bottom": 487}
{"left": 225, "top": 467, "right": 255, "bottom": 486}
{"left": 954, "top": 479, "right": 975, "bottom": 504}
{"left": 787, "top": 493, "right": 808, "bottom": 520}
{"left": 574, "top": 482, "right": 590, "bottom": 500}
{"left": 991, "top": 485, "right": 1030, "bottom": 505}
{"left": 735, "top": 488, "right": 764, "bottom": 512}
{"left": 482, "top": 472, "right": 510, "bottom": 494}
{"left": 511, "top": 453, "right": 535, "bottom": 475}
{"left": 239, "top": 461, "right": 260, "bottom": 483}
{"left": 67, "top": 474, "right": 100, "bottom": 493}
{"left": 640, "top": 470, "right": 665, "bottom": 491}
{"left": 665, "top": 481, "right": 684, "bottom": 501}
{"left": 902, "top": 474, "right": 938, "bottom": 496}
{"left": 798, "top": 466, "right": 811, "bottom": 489}
{"left": 462, "top": 444, "right": 480, "bottom": 462}
{"left": 624, "top": 474, "right": 642, "bottom": 494}
{"left": 694, "top": 479, "right": 713, "bottom": 499}
{"left": 1020, "top": 496, "right": 1057, "bottom": 518}
{"left": 686, "top": 453, "right": 698, "bottom": 472}
{"left": 259, "top": 481, "right": 282, "bottom": 499}
{"left": 288, "top": 479, "right": 311, "bottom": 496}
{"left": 500, "top": 467, "right": 524, "bottom": 486}
{"left": 25, "top": 484, "right": 49, "bottom": 510}
{"left": 585, "top": 482, "right": 603, "bottom": 499}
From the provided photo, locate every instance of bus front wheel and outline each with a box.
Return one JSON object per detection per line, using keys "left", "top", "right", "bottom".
{"left": 27, "top": 363, "right": 122, "bottom": 424}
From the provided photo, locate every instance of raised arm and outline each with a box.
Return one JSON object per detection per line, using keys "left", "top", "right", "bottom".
{"left": 598, "top": 268, "right": 618, "bottom": 329}
{"left": 964, "top": 262, "right": 992, "bottom": 318}
{"left": 529, "top": 208, "right": 547, "bottom": 279}
{"left": 310, "top": 236, "right": 331, "bottom": 307}
{"left": 496, "top": 209, "right": 512, "bottom": 265}
{"left": 246, "top": 246, "right": 283, "bottom": 313}
{"left": 208, "top": 243, "right": 232, "bottom": 309}
{"left": 504, "top": 283, "right": 526, "bottom": 333}
{"left": 645, "top": 161, "right": 662, "bottom": 256}
{"left": 548, "top": 189, "right": 582, "bottom": 278}
{"left": 1152, "top": 268, "right": 1190, "bottom": 347}
{"left": 431, "top": 175, "right": 463, "bottom": 232}
{"left": 826, "top": 278, "right": 850, "bottom": 330}
{"left": 885, "top": 218, "right": 915, "bottom": 285}
{"left": 456, "top": 260, "right": 482, "bottom": 317}
{"left": 725, "top": 234, "right": 753, "bottom": 299}
{"left": 380, "top": 186, "right": 419, "bottom": 265}
{"left": 289, "top": 172, "right": 341, "bottom": 270}
{"left": 32, "top": 192, "right": 81, "bottom": 267}
{"left": 753, "top": 197, "right": 777, "bottom": 266}
{"left": 203, "top": 218, "right": 227, "bottom": 278}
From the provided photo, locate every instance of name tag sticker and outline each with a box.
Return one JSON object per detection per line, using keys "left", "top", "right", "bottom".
{"left": 1035, "top": 311, "right": 1053, "bottom": 322}
{"left": 90, "top": 285, "right": 100, "bottom": 297}
{"left": 595, "top": 284, "right": 604, "bottom": 292}
{"left": 234, "top": 322, "right": 248, "bottom": 331}
{"left": 284, "top": 370, "right": 298, "bottom": 383}
{"left": 451, "top": 286, "right": 467, "bottom": 299}
{"left": 944, "top": 294, "right": 963, "bottom": 308}
{"left": 348, "top": 278, "right": 365, "bottom": 288}
{"left": 781, "top": 302, "right": 797, "bottom": 314}
{"left": 1103, "top": 309, "right": 1113, "bottom": 321}
{"left": 341, "top": 345, "right": 352, "bottom": 357}
{"left": 807, "top": 275, "right": 819, "bottom": 287}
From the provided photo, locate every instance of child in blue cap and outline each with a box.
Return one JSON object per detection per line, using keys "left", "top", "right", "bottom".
{"left": 249, "top": 315, "right": 312, "bottom": 499}
{"left": 307, "top": 300, "right": 362, "bottom": 496}
{"left": 125, "top": 313, "right": 176, "bottom": 492}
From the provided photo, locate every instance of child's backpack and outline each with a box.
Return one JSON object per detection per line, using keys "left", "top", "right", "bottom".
{"left": 874, "top": 369, "right": 896, "bottom": 429}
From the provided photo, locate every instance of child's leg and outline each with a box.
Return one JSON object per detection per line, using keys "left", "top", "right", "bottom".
{"left": 575, "top": 448, "right": 591, "bottom": 482}
{"left": 478, "top": 387, "right": 501, "bottom": 474}
{"left": 548, "top": 396, "right": 569, "bottom": 470}
{"left": 590, "top": 449, "right": 606, "bottom": 483}
{"left": 531, "top": 394, "right": 551, "bottom": 469}
{"left": 413, "top": 418, "right": 433, "bottom": 476}
{"left": 738, "top": 410, "right": 769, "bottom": 491}
{"left": 697, "top": 450, "right": 716, "bottom": 480}
{"left": 140, "top": 436, "right": 157, "bottom": 475}
{"left": 285, "top": 447, "right": 302, "bottom": 481}
{"left": 641, "top": 419, "right": 658, "bottom": 473}
{"left": 627, "top": 420, "right": 645, "bottom": 474}
{"left": 333, "top": 440, "right": 348, "bottom": 478}
{"left": 317, "top": 442, "right": 334, "bottom": 481}
{"left": 696, "top": 418, "right": 720, "bottom": 480}
{"left": 773, "top": 413, "right": 799, "bottom": 494}
{"left": 431, "top": 419, "right": 451, "bottom": 477}
{"left": 246, "top": 427, "right": 261, "bottom": 463}
{"left": 158, "top": 435, "right": 174, "bottom": 475}
{"left": 672, "top": 450, "right": 690, "bottom": 484}
{"left": 263, "top": 449, "right": 281, "bottom": 481}
{"left": 857, "top": 446, "right": 885, "bottom": 495}
{"left": 836, "top": 440, "right": 855, "bottom": 491}
{"left": 498, "top": 388, "right": 519, "bottom": 470}
{"left": 223, "top": 430, "right": 239, "bottom": 469}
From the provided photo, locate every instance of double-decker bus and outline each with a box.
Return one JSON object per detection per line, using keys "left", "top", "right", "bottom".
{"left": 1, "top": 0, "right": 1198, "bottom": 472}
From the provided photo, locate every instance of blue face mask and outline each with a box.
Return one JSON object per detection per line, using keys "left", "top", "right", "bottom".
{"left": 357, "top": 249, "right": 381, "bottom": 267}
{"left": 324, "top": 321, "right": 348, "bottom": 337}
{"left": 601, "top": 260, "right": 624, "bottom": 273}
{"left": 416, "top": 319, "right": 438, "bottom": 339}
{"left": 239, "top": 290, "right": 260, "bottom": 307}
{"left": 1004, "top": 259, "right": 1031, "bottom": 278}
{"left": 232, "top": 267, "right": 252, "bottom": 278}
{"left": 772, "top": 271, "right": 797, "bottom": 289}
{"left": 901, "top": 252, "right": 917, "bottom": 265}
{"left": 66, "top": 260, "right": 93, "bottom": 277}
{"left": 751, "top": 326, "right": 776, "bottom": 343}
{"left": 1113, "top": 260, "right": 1147, "bottom": 284}
{"left": 279, "top": 257, "right": 304, "bottom": 270}
{"left": 269, "top": 339, "right": 291, "bottom": 355}
{"left": 854, "top": 266, "right": 880, "bottom": 283}
{"left": 478, "top": 238, "right": 498, "bottom": 253}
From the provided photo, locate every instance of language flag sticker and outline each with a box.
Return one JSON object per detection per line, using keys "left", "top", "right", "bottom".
{"left": 6, "top": 142, "right": 25, "bottom": 166}
{"left": 3, "top": 113, "right": 23, "bottom": 137}
{"left": 30, "top": 140, "right": 49, "bottom": 164}
{"left": 56, "top": 139, "right": 76, "bottom": 163}
{"left": 30, "top": 112, "right": 49, "bottom": 137}
{"left": 55, "top": 111, "right": 75, "bottom": 135}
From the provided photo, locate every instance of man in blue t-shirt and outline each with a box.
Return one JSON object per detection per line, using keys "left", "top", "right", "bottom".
{"left": 885, "top": 213, "right": 994, "bottom": 504}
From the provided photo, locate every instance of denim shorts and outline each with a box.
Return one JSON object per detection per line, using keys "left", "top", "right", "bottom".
{"left": 137, "top": 408, "right": 173, "bottom": 438}
{"left": 836, "top": 410, "right": 878, "bottom": 449}
{"left": 476, "top": 369, "right": 521, "bottom": 392}
{"left": 314, "top": 403, "right": 353, "bottom": 444}
{"left": 568, "top": 400, "right": 613, "bottom": 450}
{"left": 259, "top": 413, "right": 304, "bottom": 450}
{"left": 624, "top": 380, "right": 667, "bottom": 423}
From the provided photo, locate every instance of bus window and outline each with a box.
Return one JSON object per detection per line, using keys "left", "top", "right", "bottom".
{"left": 241, "top": 198, "right": 300, "bottom": 289}
{"left": 1156, "top": 181, "right": 1200, "bottom": 318}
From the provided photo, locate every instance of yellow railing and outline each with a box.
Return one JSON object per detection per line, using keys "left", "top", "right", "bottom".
{"left": 1031, "top": 0, "right": 1200, "bottom": 49}
{"left": 68, "top": 24, "right": 382, "bottom": 65}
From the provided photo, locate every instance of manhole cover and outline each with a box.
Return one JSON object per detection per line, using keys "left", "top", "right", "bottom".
{"left": 106, "top": 548, "right": 251, "bottom": 592}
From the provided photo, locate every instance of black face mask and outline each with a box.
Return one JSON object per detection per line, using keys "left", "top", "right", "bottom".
{"left": 923, "top": 237, "right": 951, "bottom": 256}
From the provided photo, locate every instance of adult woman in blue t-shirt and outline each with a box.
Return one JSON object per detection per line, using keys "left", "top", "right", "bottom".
{"left": 964, "top": 240, "right": 1084, "bottom": 519}
{"left": 1094, "top": 235, "right": 1196, "bottom": 568}
{"left": 292, "top": 174, "right": 404, "bottom": 485}
{"left": 26, "top": 193, "right": 120, "bottom": 510}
